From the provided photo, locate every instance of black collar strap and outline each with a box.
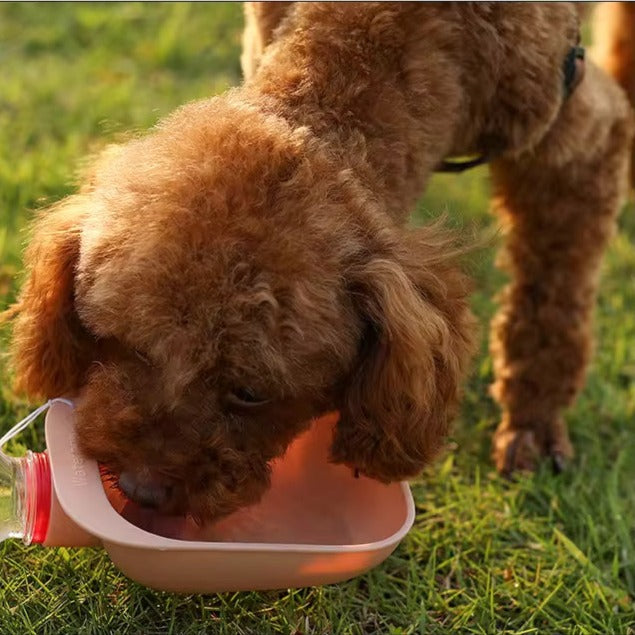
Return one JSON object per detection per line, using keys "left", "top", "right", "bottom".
{"left": 435, "top": 44, "right": 586, "bottom": 173}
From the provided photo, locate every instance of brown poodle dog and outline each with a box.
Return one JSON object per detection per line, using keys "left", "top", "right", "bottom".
{"left": 4, "top": 3, "right": 633, "bottom": 521}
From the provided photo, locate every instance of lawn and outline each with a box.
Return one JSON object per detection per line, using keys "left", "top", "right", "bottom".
{"left": 1, "top": 4, "right": 634, "bottom": 634}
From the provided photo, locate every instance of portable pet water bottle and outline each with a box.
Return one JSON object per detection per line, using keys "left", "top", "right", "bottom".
{"left": 0, "top": 399, "right": 414, "bottom": 593}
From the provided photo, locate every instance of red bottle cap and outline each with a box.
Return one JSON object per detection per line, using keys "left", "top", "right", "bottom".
{"left": 27, "top": 452, "right": 52, "bottom": 544}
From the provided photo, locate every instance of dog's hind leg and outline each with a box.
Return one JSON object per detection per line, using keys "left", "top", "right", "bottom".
{"left": 489, "top": 62, "right": 633, "bottom": 475}
{"left": 241, "top": 2, "right": 294, "bottom": 81}
{"left": 592, "top": 1, "right": 635, "bottom": 186}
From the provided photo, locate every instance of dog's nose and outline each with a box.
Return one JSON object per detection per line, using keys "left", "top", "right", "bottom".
{"left": 119, "top": 469, "right": 170, "bottom": 508}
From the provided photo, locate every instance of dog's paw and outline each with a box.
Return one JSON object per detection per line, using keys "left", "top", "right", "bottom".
{"left": 492, "top": 418, "right": 573, "bottom": 477}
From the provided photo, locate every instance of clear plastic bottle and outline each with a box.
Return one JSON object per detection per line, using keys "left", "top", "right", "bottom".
{"left": 0, "top": 449, "right": 51, "bottom": 545}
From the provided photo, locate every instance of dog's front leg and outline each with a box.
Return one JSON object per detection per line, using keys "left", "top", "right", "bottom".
{"left": 488, "top": 62, "right": 633, "bottom": 475}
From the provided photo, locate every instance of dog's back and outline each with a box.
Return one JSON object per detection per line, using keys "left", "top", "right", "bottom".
{"left": 244, "top": 2, "right": 635, "bottom": 187}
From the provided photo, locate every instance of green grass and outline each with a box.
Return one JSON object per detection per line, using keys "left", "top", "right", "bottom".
{"left": 1, "top": 4, "right": 634, "bottom": 633}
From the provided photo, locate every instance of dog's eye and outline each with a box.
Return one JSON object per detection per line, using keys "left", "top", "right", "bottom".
{"left": 227, "top": 387, "right": 269, "bottom": 407}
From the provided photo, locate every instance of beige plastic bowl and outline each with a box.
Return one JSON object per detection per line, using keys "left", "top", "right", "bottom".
{"left": 44, "top": 401, "right": 415, "bottom": 593}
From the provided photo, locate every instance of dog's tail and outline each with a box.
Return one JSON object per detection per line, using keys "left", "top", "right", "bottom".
{"left": 592, "top": 1, "right": 635, "bottom": 186}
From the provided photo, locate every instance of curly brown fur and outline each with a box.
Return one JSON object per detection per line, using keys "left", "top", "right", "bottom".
{"left": 5, "top": 2, "right": 632, "bottom": 519}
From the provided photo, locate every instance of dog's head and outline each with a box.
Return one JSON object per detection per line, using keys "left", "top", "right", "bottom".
{"left": 9, "top": 95, "right": 474, "bottom": 520}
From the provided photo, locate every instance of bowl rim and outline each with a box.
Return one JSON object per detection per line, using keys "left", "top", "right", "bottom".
{"left": 47, "top": 400, "right": 416, "bottom": 553}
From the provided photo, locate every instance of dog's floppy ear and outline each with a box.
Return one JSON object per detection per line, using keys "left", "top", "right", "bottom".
{"left": 6, "top": 196, "right": 95, "bottom": 399}
{"left": 332, "top": 222, "right": 475, "bottom": 481}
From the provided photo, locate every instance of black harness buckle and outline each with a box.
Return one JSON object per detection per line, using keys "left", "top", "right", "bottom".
{"left": 563, "top": 44, "right": 586, "bottom": 98}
